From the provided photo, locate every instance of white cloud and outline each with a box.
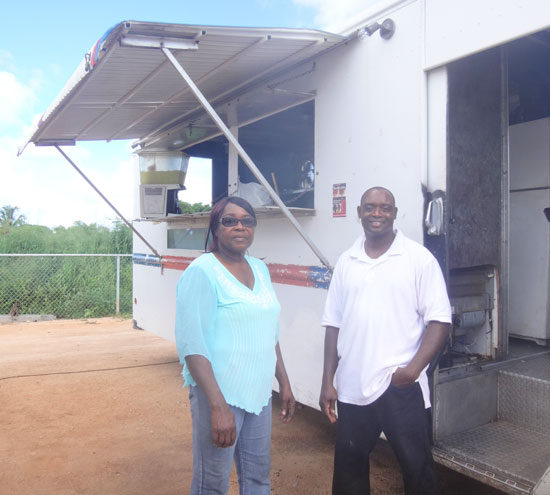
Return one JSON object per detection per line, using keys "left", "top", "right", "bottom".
{"left": 0, "top": 49, "right": 16, "bottom": 72}
{"left": 86, "top": 146, "right": 136, "bottom": 226}
{"left": 3, "top": 140, "right": 136, "bottom": 229}
{"left": 0, "top": 68, "right": 134, "bottom": 229}
{"left": 0, "top": 71, "right": 38, "bottom": 129}
{"left": 293, "top": 0, "right": 384, "bottom": 31}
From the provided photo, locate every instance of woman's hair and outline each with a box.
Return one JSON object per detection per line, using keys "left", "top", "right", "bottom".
{"left": 205, "top": 196, "right": 256, "bottom": 252}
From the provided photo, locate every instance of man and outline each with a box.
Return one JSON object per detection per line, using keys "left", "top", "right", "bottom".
{"left": 319, "top": 187, "right": 452, "bottom": 495}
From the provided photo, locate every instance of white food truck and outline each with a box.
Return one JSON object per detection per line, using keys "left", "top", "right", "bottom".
{"left": 20, "top": 1, "right": 550, "bottom": 492}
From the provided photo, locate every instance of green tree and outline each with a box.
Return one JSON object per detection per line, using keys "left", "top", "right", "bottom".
{"left": 0, "top": 205, "right": 26, "bottom": 228}
{"left": 108, "top": 219, "right": 132, "bottom": 253}
{"left": 0, "top": 225, "right": 52, "bottom": 253}
{"left": 178, "top": 201, "right": 211, "bottom": 214}
{"left": 0, "top": 219, "right": 134, "bottom": 318}
{"left": 0, "top": 219, "right": 132, "bottom": 254}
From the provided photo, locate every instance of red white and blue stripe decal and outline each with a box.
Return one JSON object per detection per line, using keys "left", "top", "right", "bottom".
{"left": 132, "top": 253, "right": 162, "bottom": 267}
{"left": 132, "top": 253, "right": 331, "bottom": 289}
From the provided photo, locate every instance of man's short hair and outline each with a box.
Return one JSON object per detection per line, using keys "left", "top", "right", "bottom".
{"left": 360, "top": 187, "right": 396, "bottom": 207}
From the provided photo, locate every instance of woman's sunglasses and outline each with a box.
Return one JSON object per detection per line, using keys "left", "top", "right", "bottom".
{"left": 219, "top": 216, "right": 257, "bottom": 228}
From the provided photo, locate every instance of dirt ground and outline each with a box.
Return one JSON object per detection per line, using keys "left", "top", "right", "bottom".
{"left": 1, "top": 318, "right": 504, "bottom": 494}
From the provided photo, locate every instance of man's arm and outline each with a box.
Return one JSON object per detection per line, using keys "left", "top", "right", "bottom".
{"left": 391, "top": 320, "right": 450, "bottom": 387}
{"left": 319, "top": 326, "right": 339, "bottom": 423}
{"left": 185, "top": 354, "right": 236, "bottom": 448}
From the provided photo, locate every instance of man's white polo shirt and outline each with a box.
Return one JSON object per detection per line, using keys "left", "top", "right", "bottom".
{"left": 321, "top": 229, "right": 452, "bottom": 408}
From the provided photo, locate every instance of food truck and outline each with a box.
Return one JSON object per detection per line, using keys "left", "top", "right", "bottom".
{"left": 20, "top": 0, "right": 550, "bottom": 492}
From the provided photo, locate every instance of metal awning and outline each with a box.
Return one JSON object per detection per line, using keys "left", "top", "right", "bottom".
{"left": 19, "top": 20, "right": 344, "bottom": 269}
{"left": 20, "top": 20, "right": 345, "bottom": 153}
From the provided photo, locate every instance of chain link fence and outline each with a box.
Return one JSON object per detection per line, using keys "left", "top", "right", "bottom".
{"left": 0, "top": 254, "right": 132, "bottom": 319}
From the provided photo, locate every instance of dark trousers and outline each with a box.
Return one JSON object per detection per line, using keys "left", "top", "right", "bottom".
{"left": 333, "top": 383, "right": 438, "bottom": 495}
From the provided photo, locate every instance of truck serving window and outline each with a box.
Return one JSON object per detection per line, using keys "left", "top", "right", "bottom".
{"left": 183, "top": 100, "right": 315, "bottom": 209}
{"left": 237, "top": 101, "right": 315, "bottom": 209}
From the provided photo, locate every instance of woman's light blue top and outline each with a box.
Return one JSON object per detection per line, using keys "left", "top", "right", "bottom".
{"left": 175, "top": 252, "right": 280, "bottom": 414}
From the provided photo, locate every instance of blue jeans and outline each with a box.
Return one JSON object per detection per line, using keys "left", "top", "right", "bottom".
{"left": 189, "top": 386, "right": 272, "bottom": 495}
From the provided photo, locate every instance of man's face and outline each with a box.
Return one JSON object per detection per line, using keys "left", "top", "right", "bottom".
{"left": 357, "top": 189, "right": 398, "bottom": 239}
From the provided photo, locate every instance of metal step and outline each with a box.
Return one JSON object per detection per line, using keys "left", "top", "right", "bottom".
{"left": 498, "top": 355, "right": 550, "bottom": 434}
{"left": 435, "top": 420, "right": 550, "bottom": 493}
{"left": 434, "top": 355, "right": 550, "bottom": 493}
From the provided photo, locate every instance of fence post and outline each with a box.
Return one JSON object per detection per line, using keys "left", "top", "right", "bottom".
{"left": 116, "top": 255, "right": 120, "bottom": 315}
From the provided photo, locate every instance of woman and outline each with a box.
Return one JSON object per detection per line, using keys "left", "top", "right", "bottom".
{"left": 175, "top": 196, "right": 295, "bottom": 495}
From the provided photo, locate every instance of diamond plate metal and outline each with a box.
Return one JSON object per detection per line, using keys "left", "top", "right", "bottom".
{"left": 504, "top": 356, "right": 550, "bottom": 381}
{"left": 499, "top": 356, "right": 550, "bottom": 435}
{"left": 437, "top": 357, "right": 550, "bottom": 489}
{"left": 437, "top": 421, "right": 550, "bottom": 486}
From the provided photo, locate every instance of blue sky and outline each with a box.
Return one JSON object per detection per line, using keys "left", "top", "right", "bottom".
{"left": 1, "top": 0, "right": 376, "bottom": 228}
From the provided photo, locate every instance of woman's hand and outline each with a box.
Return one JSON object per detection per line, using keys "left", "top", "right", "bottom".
{"left": 210, "top": 404, "right": 236, "bottom": 448}
{"left": 278, "top": 381, "right": 296, "bottom": 423}
{"left": 185, "top": 355, "right": 236, "bottom": 447}
{"left": 275, "top": 343, "right": 295, "bottom": 423}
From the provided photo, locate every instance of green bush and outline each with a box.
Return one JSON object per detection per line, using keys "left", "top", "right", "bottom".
{"left": 0, "top": 217, "right": 133, "bottom": 318}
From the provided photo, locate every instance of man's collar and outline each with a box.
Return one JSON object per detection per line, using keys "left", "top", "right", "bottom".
{"left": 350, "top": 229, "right": 404, "bottom": 261}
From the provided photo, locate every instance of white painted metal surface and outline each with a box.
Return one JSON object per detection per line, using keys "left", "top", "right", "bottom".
{"left": 426, "top": 67, "right": 448, "bottom": 192}
{"left": 509, "top": 118, "right": 550, "bottom": 342}
{"left": 425, "top": 0, "right": 550, "bottom": 69}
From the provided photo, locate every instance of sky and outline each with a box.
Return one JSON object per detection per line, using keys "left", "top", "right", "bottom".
{"left": 1, "top": 0, "right": 381, "bottom": 228}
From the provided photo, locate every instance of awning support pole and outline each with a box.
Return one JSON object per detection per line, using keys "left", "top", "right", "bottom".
{"left": 54, "top": 145, "right": 161, "bottom": 259}
{"left": 161, "top": 47, "right": 333, "bottom": 271}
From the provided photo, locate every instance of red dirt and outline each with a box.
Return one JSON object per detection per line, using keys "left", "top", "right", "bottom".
{"left": 0, "top": 318, "right": 504, "bottom": 494}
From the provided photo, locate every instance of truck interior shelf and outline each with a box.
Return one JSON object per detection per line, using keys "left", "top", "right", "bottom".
{"left": 149, "top": 206, "right": 316, "bottom": 224}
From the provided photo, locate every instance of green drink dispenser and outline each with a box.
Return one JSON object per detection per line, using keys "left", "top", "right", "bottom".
{"left": 138, "top": 151, "right": 189, "bottom": 218}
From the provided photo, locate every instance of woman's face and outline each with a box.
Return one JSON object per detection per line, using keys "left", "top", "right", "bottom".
{"left": 214, "top": 202, "right": 256, "bottom": 255}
